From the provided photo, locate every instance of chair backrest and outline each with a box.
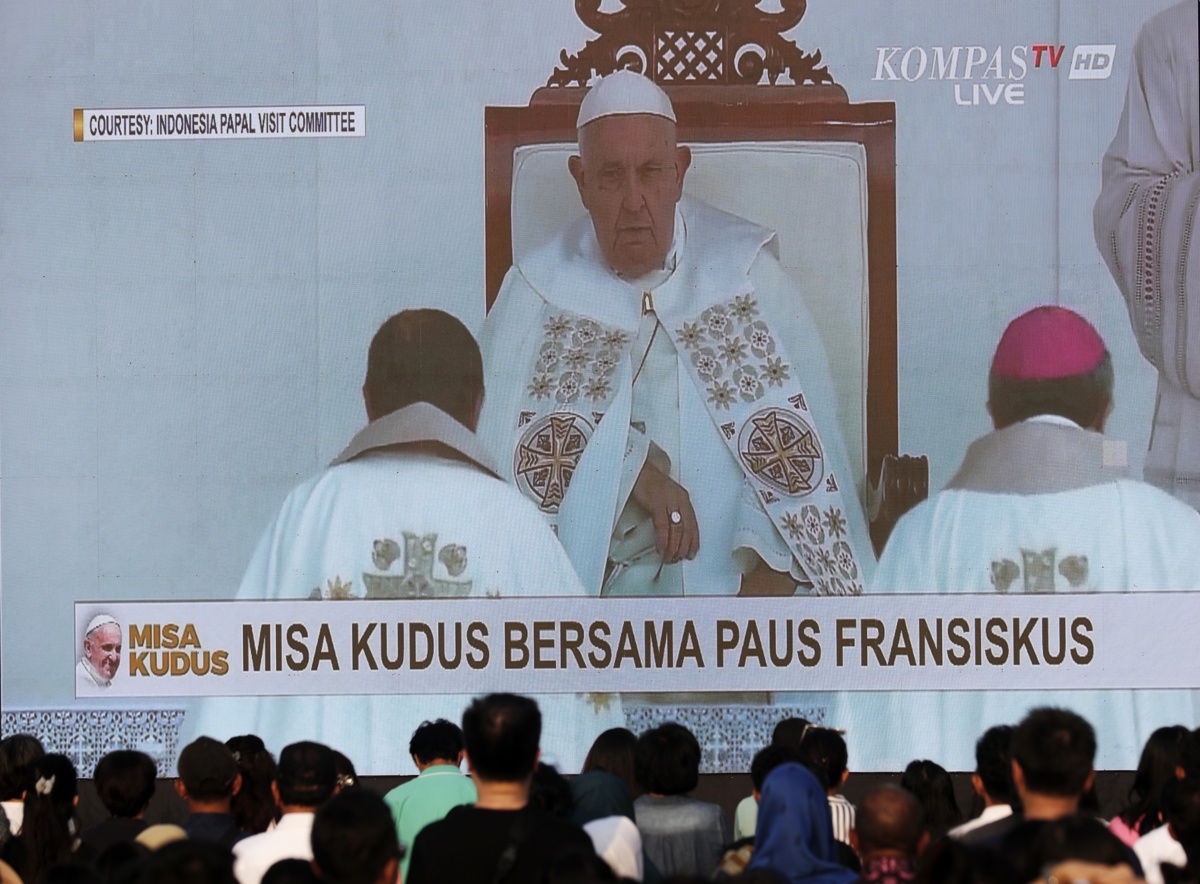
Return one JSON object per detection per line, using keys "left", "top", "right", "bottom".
{"left": 509, "top": 138, "right": 870, "bottom": 484}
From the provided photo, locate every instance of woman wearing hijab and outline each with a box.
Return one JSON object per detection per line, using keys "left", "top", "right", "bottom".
{"left": 745, "top": 763, "right": 857, "bottom": 884}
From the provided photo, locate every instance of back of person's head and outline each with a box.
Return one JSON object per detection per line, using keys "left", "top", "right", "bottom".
{"left": 41, "top": 864, "right": 103, "bottom": 884}
{"left": 529, "top": 763, "right": 574, "bottom": 819}
{"left": 771, "top": 717, "right": 812, "bottom": 752}
{"left": 1011, "top": 708, "right": 1096, "bottom": 797}
{"left": 856, "top": 785, "right": 926, "bottom": 857}
{"left": 798, "top": 727, "right": 849, "bottom": 792}
{"left": 261, "top": 859, "right": 318, "bottom": 884}
{"left": 462, "top": 693, "right": 541, "bottom": 783}
{"left": 1120, "top": 725, "right": 1189, "bottom": 834}
{"left": 1163, "top": 778, "right": 1200, "bottom": 863}
{"left": 1181, "top": 730, "right": 1200, "bottom": 780}
{"left": 21, "top": 754, "right": 79, "bottom": 884}
{"left": 581, "top": 728, "right": 638, "bottom": 797}
{"left": 94, "top": 840, "right": 150, "bottom": 884}
{"left": 750, "top": 743, "right": 801, "bottom": 793}
{"left": 331, "top": 751, "right": 357, "bottom": 791}
{"left": 900, "top": 760, "right": 962, "bottom": 840}
{"left": 224, "top": 735, "right": 276, "bottom": 834}
{"left": 137, "top": 841, "right": 236, "bottom": 884}
{"left": 634, "top": 723, "right": 701, "bottom": 796}
{"left": 0, "top": 734, "right": 46, "bottom": 802}
{"left": 408, "top": 719, "right": 463, "bottom": 766}
{"left": 276, "top": 742, "right": 336, "bottom": 808}
{"left": 1019, "top": 815, "right": 1131, "bottom": 883}
{"left": 915, "top": 839, "right": 1019, "bottom": 884}
{"left": 311, "top": 790, "right": 401, "bottom": 884}
{"left": 364, "top": 309, "right": 484, "bottom": 427}
{"left": 177, "top": 737, "right": 238, "bottom": 803}
{"left": 987, "top": 307, "right": 1113, "bottom": 431}
{"left": 94, "top": 751, "right": 157, "bottom": 819}
{"left": 541, "top": 850, "right": 618, "bottom": 883}
{"left": 974, "top": 726, "right": 1015, "bottom": 805}
{"left": 747, "top": 763, "right": 846, "bottom": 881}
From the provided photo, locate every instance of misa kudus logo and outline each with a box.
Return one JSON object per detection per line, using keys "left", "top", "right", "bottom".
{"left": 126, "top": 622, "right": 229, "bottom": 677}
{"left": 872, "top": 43, "right": 1116, "bottom": 106}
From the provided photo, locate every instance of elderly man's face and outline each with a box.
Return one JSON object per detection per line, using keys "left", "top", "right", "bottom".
{"left": 569, "top": 114, "right": 691, "bottom": 279}
{"left": 85, "top": 623, "right": 122, "bottom": 680}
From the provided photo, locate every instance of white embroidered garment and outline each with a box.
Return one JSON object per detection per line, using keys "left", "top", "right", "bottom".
{"left": 185, "top": 402, "right": 622, "bottom": 772}
{"left": 478, "top": 197, "right": 873, "bottom": 596}
{"left": 875, "top": 416, "right": 1200, "bottom": 592}
{"left": 1094, "top": 0, "right": 1200, "bottom": 505}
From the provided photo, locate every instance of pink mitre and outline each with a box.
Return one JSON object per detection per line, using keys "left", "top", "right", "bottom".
{"left": 577, "top": 70, "right": 676, "bottom": 128}
{"left": 991, "top": 305, "right": 1106, "bottom": 380}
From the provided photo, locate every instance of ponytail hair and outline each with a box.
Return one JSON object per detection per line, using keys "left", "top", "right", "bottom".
{"left": 21, "top": 753, "right": 79, "bottom": 883}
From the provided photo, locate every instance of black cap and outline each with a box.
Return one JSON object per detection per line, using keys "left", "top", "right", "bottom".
{"left": 177, "top": 737, "right": 238, "bottom": 797}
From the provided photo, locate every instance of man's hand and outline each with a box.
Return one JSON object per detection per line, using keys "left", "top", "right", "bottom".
{"left": 631, "top": 460, "right": 699, "bottom": 564}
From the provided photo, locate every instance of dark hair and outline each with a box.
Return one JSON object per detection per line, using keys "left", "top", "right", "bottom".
{"left": 408, "top": 720, "right": 464, "bottom": 766}
{"left": 225, "top": 735, "right": 277, "bottom": 834}
{"left": 857, "top": 784, "right": 926, "bottom": 856}
{"left": 900, "top": 760, "right": 962, "bottom": 840}
{"left": 261, "top": 859, "right": 318, "bottom": 884}
{"left": 94, "top": 840, "right": 150, "bottom": 884}
{"left": 582, "top": 728, "right": 639, "bottom": 798}
{"left": 750, "top": 744, "right": 801, "bottom": 793}
{"left": 975, "top": 725, "right": 1015, "bottom": 804}
{"left": 635, "top": 723, "right": 700, "bottom": 796}
{"left": 1011, "top": 708, "right": 1096, "bottom": 798}
{"left": 797, "top": 727, "right": 848, "bottom": 791}
{"left": 94, "top": 751, "right": 157, "bottom": 819}
{"left": 1163, "top": 778, "right": 1200, "bottom": 863}
{"left": 541, "top": 850, "right": 618, "bottom": 883}
{"left": 915, "top": 839, "right": 1019, "bottom": 884}
{"left": 365, "top": 309, "right": 484, "bottom": 427}
{"left": 1182, "top": 730, "right": 1200, "bottom": 781}
{"left": 20, "top": 753, "right": 79, "bottom": 884}
{"left": 529, "top": 763, "right": 574, "bottom": 819}
{"left": 42, "top": 864, "right": 103, "bottom": 884}
{"left": 462, "top": 693, "right": 541, "bottom": 782}
{"left": 1020, "top": 815, "right": 1130, "bottom": 882}
{"left": 988, "top": 350, "right": 1113, "bottom": 430}
{"left": 0, "top": 733, "right": 45, "bottom": 800}
{"left": 1118, "top": 726, "right": 1190, "bottom": 835}
{"left": 311, "top": 790, "right": 402, "bottom": 884}
{"left": 771, "top": 718, "right": 812, "bottom": 751}
{"left": 138, "top": 840, "right": 237, "bottom": 884}
{"left": 276, "top": 742, "right": 336, "bottom": 807}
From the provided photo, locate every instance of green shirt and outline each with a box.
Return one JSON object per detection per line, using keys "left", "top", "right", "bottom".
{"left": 385, "top": 764, "right": 477, "bottom": 879}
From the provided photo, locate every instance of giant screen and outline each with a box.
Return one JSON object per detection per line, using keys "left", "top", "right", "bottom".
{"left": 2, "top": 0, "right": 1198, "bottom": 776}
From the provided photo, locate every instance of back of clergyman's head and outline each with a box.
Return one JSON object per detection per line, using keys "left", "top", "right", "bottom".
{"left": 94, "top": 750, "right": 157, "bottom": 818}
{"left": 635, "top": 723, "right": 701, "bottom": 796}
{"left": 276, "top": 742, "right": 337, "bottom": 807}
{"left": 857, "top": 784, "right": 926, "bottom": 857}
{"left": 312, "top": 790, "right": 402, "bottom": 884}
{"left": 364, "top": 309, "right": 484, "bottom": 428}
{"left": 409, "top": 719, "right": 464, "bottom": 766}
{"left": 0, "top": 733, "right": 45, "bottom": 800}
{"left": 987, "top": 306, "right": 1113, "bottom": 431}
{"left": 975, "top": 725, "right": 1015, "bottom": 804}
{"left": 1011, "top": 708, "right": 1096, "bottom": 797}
{"left": 462, "top": 693, "right": 541, "bottom": 782}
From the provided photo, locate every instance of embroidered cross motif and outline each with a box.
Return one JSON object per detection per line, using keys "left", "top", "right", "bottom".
{"left": 514, "top": 413, "right": 594, "bottom": 512}
{"left": 363, "top": 532, "right": 472, "bottom": 598}
{"left": 738, "top": 408, "right": 823, "bottom": 497}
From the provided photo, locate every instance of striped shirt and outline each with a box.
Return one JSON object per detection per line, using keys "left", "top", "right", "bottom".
{"left": 829, "top": 793, "right": 856, "bottom": 845}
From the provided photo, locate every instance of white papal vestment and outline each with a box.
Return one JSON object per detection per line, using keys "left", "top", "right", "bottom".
{"left": 186, "top": 402, "right": 622, "bottom": 772}
{"left": 1094, "top": 0, "right": 1200, "bottom": 506}
{"left": 833, "top": 415, "right": 1200, "bottom": 770}
{"left": 479, "top": 197, "right": 873, "bottom": 596}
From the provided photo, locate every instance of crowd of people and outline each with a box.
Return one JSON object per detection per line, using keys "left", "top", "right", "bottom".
{"left": 1, "top": 699, "right": 1199, "bottom": 884}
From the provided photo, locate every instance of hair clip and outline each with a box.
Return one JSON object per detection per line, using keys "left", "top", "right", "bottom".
{"left": 336, "top": 774, "right": 356, "bottom": 789}
{"left": 35, "top": 775, "right": 56, "bottom": 796}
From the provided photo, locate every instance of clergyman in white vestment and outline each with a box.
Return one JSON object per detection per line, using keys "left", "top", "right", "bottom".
{"left": 478, "top": 71, "right": 873, "bottom": 598}
{"left": 1094, "top": 0, "right": 1200, "bottom": 507}
{"left": 186, "top": 310, "right": 621, "bottom": 772}
{"left": 844, "top": 306, "right": 1200, "bottom": 769}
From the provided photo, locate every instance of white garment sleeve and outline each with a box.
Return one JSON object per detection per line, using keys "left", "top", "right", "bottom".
{"left": 1094, "top": 5, "right": 1200, "bottom": 396}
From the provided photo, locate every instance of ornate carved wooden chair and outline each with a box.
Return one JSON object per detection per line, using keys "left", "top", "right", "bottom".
{"left": 484, "top": 0, "right": 927, "bottom": 553}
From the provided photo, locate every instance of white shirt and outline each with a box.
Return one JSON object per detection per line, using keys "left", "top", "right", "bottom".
{"left": 1135, "top": 825, "right": 1187, "bottom": 884}
{"left": 1, "top": 800, "right": 23, "bottom": 836}
{"left": 233, "top": 812, "right": 314, "bottom": 884}
{"left": 949, "top": 804, "right": 1012, "bottom": 839}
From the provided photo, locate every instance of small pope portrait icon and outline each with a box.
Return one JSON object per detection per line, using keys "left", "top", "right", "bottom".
{"left": 76, "top": 614, "right": 122, "bottom": 692}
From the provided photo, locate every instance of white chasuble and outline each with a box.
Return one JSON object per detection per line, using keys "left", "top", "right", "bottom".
{"left": 1094, "top": 0, "right": 1200, "bottom": 506}
{"left": 478, "top": 197, "right": 874, "bottom": 596}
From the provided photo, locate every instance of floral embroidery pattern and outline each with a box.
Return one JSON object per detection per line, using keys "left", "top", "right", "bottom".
{"left": 676, "top": 297, "right": 781, "bottom": 404}
{"left": 532, "top": 314, "right": 628, "bottom": 404}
